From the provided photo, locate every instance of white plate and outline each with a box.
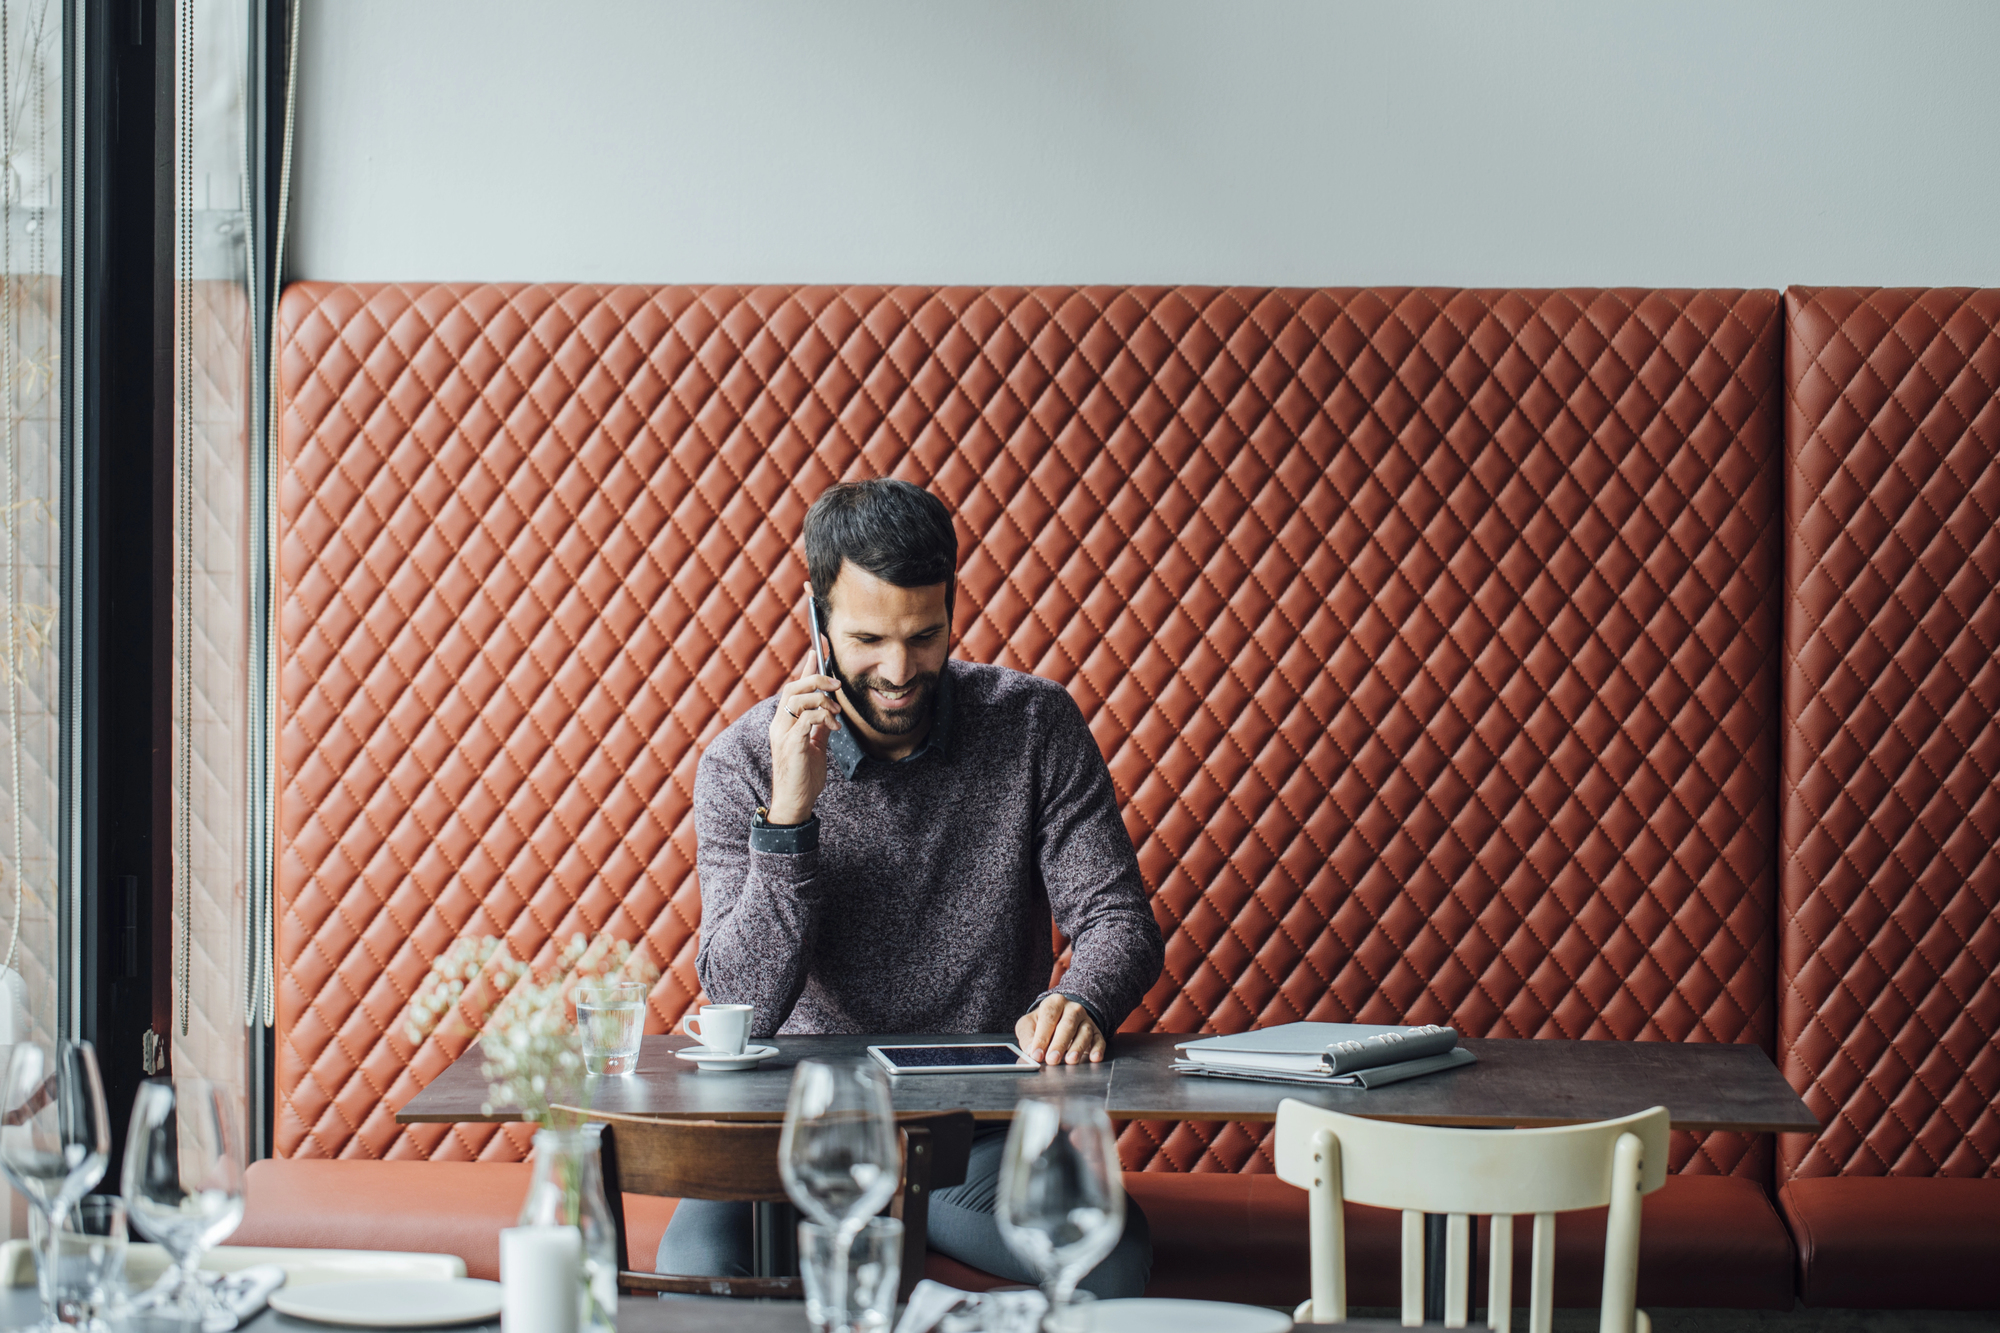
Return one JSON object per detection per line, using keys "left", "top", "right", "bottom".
{"left": 266, "top": 1277, "right": 503, "bottom": 1327}
{"left": 675, "top": 1043, "right": 779, "bottom": 1071}
{"left": 1056, "top": 1297, "right": 1292, "bottom": 1333}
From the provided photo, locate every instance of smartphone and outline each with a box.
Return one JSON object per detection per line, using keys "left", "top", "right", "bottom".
{"left": 806, "top": 594, "right": 830, "bottom": 679}
{"left": 804, "top": 594, "right": 834, "bottom": 722}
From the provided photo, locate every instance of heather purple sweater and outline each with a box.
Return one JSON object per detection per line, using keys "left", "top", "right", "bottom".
{"left": 694, "top": 660, "right": 1164, "bottom": 1040}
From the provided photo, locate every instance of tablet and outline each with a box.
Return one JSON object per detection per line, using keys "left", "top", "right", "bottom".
{"left": 867, "top": 1043, "right": 1037, "bottom": 1075}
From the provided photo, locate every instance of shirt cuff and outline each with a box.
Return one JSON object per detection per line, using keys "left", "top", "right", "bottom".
{"left": 750, "top": 812, "right": 819, "bottom": 855}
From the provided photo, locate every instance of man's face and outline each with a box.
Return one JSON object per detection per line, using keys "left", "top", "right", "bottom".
{"left": 822, "top": 563, "right": 951, "bottom": 737}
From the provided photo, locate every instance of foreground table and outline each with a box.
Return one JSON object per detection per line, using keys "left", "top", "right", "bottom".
{"left": 0, "top": 1287, "right": 1416, "bottom": 1333}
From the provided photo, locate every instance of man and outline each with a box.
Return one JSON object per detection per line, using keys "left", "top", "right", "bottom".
{"left": 662, "top": 478, "right": 1165, "bottom": 1293}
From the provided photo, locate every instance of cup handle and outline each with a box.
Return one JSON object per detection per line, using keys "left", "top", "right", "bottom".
{"left": 681, "top": 1015, "right": 704, "bottom": 1043}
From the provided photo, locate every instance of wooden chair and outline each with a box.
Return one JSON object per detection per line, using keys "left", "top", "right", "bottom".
{"left": 1273, "top": 1100, "right": 1669, "bottom": 1333}
{"left": 563, "top": 1107, "right": 975, "bottom": 1301}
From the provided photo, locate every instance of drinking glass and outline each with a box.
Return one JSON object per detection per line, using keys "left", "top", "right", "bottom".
{"left": 27, "top": 1195, "right": 126, "bottom": 1330}
{"left": 798, "top": 1216, "right": 901, "bottom": 1333}
{"left": 575, "top": 981, "right": 648, "bottom": 1075}
{"left": 120, "top": 1078, "right": 245, "bottom": 1324}
{"left": 0, "top": 1040, "right": 112, "bottom": 1332}
{"left": 779, "top": 1059, "right": 899, "bottom": 1333}
{"left": 995, "top": 1097, "right": 1124, "bottom": 1329}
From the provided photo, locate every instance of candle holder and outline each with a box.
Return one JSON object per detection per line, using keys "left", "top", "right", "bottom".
{"left": 516, "top": 1124, "right": 619, "bottom": 1333}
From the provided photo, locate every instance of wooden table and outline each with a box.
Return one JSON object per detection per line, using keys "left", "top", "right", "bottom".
{"left": 1107, "top": 1032, "right": 1815, "bottom": 1321}
{"left": 397, "top": 1029, "right": 1816, "bottom": 1321}
{"left": 398, "top": 1031, "right": 1817, "bottom": 1135}
{"left": 1104, "top": 1033, "right": 1819, "bottom": 1132}
{"left": 397, "top": 1033, "right": 1111, "bottom": 1124}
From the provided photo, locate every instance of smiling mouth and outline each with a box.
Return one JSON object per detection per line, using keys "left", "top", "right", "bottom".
{"left": 871, "top": 684, "right": 917, "bottom": 707}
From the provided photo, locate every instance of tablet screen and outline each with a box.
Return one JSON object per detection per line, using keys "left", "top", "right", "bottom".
{"left": 872, "top": 1044, "right": 1029, "bottom": 1071}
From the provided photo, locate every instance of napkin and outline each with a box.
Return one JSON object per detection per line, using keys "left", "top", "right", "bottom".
{"left": 131, "top": 1263, "right": 287, "bottom": 1332}
{"left": 893, "top": 1279, "right": 1047, "bottom": 1333}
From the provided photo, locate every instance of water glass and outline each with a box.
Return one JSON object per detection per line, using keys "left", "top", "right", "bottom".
{"left": 780, "top": 1059, "right": 900, "bottom": 1332}
{"left": 995, "top": 1097, "right": 1123, "bottom": 1328}
{"left": 576, "top": 982, "right": 648, "bottom": 1076}
{"left": 120, "top": 1078, "right": 244, "bottom": 1325}
{"left": 28, "top": 1195, "right": 126, "bottom": 1330}
{"left": 0, "top": 1040, "right": 112, "bottom": 1333}
{"left": 798, "top": 1217, "right": 901, "bottom": 1333}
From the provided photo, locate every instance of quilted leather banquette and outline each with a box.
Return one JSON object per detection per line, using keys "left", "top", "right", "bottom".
{"left": 234, "top": 283, "right": 1996, "bottom": 1310}
{"left": 1777, "top": 288, "right": 2000, "bottom": 1309}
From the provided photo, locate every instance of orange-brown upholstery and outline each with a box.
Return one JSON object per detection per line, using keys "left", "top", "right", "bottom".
{"left": 231, "top": 1159, "right": 677, "bottom": 1282}
{"left": 272, "top": 284, "right": 1800, "bottom": 1304}
{"left": 1778, "top": 287, "right": 2000, "bottom": 1307}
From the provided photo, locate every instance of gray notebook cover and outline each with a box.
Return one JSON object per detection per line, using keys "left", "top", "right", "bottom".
{"left": 1176, "top": 1022, "right": 1425, "bottom": 1055}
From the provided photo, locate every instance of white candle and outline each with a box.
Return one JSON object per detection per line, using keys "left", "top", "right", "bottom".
{"left": 501, "top": 1224, "right": 582, "bottom": 1333}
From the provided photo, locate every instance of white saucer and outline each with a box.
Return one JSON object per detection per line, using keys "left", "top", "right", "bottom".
{"left": 266, "top": 1277, "right": 503, "bottom": 1328}
{"left": 675, "top": 1043, "right": 779, "bottom": 1071}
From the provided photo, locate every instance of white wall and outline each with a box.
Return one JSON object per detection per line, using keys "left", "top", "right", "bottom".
{"left": 290, "top": 0, "right": 2000, "bottom": 288}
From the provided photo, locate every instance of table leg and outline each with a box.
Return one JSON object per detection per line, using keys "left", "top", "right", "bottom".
{"left": 751, "top": 1200, "right": 799, "bottom": 1277}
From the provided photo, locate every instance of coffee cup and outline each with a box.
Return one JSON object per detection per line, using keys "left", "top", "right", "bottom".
{"left": 681, "top": 1003, "right": 754, "bottom": 1055}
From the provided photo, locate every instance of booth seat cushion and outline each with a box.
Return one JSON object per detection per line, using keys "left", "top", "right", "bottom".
{"left": 1779, "top": 1178, "right": 2000, "bottom": 1310}
{"left": 1129, "top": 1172, "right": 1794, "bottom": 1310}
{"left": 235, "top": 1160, "right": 677, "bottom": 1282}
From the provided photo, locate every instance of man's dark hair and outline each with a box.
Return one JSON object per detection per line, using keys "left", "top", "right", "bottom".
{"left": 805, "top": 479, "right": 958, "bottom": 623}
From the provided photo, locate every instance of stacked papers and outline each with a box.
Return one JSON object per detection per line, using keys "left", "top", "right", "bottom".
{"left": 1172, "top": 1022, "right": 1476, "bottom": 1089}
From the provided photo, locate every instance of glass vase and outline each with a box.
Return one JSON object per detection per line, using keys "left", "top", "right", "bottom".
{"left": 518, "top": 1124, "right": 619, "bottom": 1333}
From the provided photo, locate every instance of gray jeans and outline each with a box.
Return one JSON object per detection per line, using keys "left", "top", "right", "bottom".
{"left": 655, "top": 1126, "right": 1152, "bottom": 1297}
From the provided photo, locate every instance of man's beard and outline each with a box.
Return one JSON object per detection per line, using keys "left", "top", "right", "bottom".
{"left": 830, "top": 657, "right": 940, "bottom": 736}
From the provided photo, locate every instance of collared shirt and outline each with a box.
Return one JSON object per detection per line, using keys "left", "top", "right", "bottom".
{"left": 824, "top": 663, "right": 958, "bottom": 780}
{"left": 748, "top": 667, "right": 958, "bottom": 854}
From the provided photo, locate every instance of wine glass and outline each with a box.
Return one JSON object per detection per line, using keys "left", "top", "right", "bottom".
{"left": 0, "top": 1041, "right": 111, "bottom": 1332}
{"left": 995, "top": 1097, "right": 1124, "bottom": 1331}
{"left": 779, "top": 1059, "right": 899, "bottom": 1333}
{"left": 120, "top": 1078, "right": 245, "bottom": 1323}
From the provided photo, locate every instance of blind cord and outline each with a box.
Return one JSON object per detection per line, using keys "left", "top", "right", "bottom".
{"left": 242, "top": 0, "right": 298, "bottom": 1030}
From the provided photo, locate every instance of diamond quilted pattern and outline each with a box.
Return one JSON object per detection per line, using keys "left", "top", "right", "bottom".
{"left": 277, "top": 285, "right": 1784, "bottom": 1174}
{"left": 1780, "top": 287, "right": 2000, "bottom": 1180}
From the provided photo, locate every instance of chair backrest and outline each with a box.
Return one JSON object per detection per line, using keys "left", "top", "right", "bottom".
{"left": 1275, "top": 1099, "right": 1669, "bottom": 1333}
{"left": 585, "top": 1112, "right": 789, "bottom": 1202}
{"left": 568, "top": 1106, "right": 976, "bottom": 1301}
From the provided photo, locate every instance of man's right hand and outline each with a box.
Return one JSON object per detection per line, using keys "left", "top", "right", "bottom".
{"left": 765, "top": 662, "right": 844, "bottom": 826}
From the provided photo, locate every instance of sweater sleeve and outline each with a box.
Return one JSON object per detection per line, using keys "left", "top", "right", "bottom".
{"left": 692, "top": 712, "right": 826, "bottom": 1039}
{"left": 1029, "top": 689, "right": 1165, "bottom": 1033}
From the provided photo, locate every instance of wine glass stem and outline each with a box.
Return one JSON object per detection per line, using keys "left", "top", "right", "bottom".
{"left": 39, "top": 1198, "right": 71, "bottom": 1322}
{"left": 1046, "top": 1270, "right": 1081, "bottom": 1329}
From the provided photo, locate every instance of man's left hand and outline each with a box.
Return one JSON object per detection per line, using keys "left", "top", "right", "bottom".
{"left": 1016, "top": 994, "right": 1106, "bottom": 1065}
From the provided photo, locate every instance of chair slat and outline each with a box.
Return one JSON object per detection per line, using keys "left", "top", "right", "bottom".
{"left": 1530, "top": 1212, "right": 1555, "bottom": 1333}
{"left": 1487, "top": 1214, "right": 1513, "bottom": 1333}
{"left": 1446, "top": 1213, "right": 1469, "bottom": 1327}
{"left": 1401, "top": 1209, "right": 1424, "bottom": 1327}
